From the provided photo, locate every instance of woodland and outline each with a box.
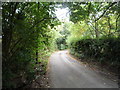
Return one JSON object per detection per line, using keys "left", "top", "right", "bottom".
{"left": 2, "top": 2, "right": 120, "bottom": 88}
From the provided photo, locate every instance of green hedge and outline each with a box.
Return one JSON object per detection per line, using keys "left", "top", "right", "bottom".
{"left": 69, "top": 37, "right": 120, "bottom": 67}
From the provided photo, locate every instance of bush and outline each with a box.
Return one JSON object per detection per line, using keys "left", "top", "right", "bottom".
{"left": 69, "top": 37, "right": 120, "bottom": 67}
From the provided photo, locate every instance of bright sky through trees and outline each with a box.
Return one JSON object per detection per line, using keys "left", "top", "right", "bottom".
{"left": 55, "top": 7, "right": 70, "bottom": 22}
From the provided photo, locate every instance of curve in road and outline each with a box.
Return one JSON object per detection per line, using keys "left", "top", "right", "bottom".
{"left": 49, "top": 50, "right": 118, "bottom": 88}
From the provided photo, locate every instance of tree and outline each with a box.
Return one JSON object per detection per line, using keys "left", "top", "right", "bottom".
{"left": 56, "top": 22, "right": 70, "bottom": 50}
{"left": 2, "top": 2, "right": 59, "bottom": 88}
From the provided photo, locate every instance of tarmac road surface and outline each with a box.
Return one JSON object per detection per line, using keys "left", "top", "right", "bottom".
{"left": 49, "top": 50, "right": 118, "bottom": 88}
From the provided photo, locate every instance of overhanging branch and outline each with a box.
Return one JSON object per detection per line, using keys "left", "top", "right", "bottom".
{"left": 8, "top": 17, "right": 57, "bottom": 59}
{"left": 29, "top": 17, "right": 57, "bottom": 30}
{"left": 95, "top": 2, "right": 117, "bottom": 21}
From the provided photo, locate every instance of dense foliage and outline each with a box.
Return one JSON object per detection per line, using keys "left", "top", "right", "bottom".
{"left": 55, "top": 23, "right": 70, "bottom": 50}
{"left": 69, "top": 37, "right": 120, "bottom": 69}
{"left": 65, "top": 3, "right": 120, "bottom": 87}
{"left": 2, "top": 2, "right": 120, "bottom": 88}
{"left": 2, "top": 2, "right": 59, "bottom": 88}
{"left": 66, "top": 2, "right": 120, "bottom": 74}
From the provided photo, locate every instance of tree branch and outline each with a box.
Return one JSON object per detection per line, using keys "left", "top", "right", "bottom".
{"left": 8, "top": 17, "right": 57, "bottom": 59}
{"left": 95, "top": 2, "right": 117, "bottom": 21}
{"left": 9, "top": 38, "right": 22, "bottom": 53}
{"left": 116, "top": 14, "right": 120, "bottom": 31}
{"left": 28, "top": 17, "right": 56, "bottom": 30}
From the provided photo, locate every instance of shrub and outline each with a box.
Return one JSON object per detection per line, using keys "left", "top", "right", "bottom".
{"left": 69, "top": 37, "right": 120, "bottom": 67}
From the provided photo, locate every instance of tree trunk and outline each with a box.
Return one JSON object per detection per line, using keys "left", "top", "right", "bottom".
{"left": 107, "top": 16, "right": 111, "bottom": 36}
{"left": 36, "top": 50, "right": 38, "bottom": 64}
{"left": 94, "top": 20, "right": 99, "bottom": 38}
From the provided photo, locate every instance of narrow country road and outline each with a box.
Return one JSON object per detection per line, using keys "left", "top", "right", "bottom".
{"left": 49, "top": 50, "right": 118, "bottom": 88}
